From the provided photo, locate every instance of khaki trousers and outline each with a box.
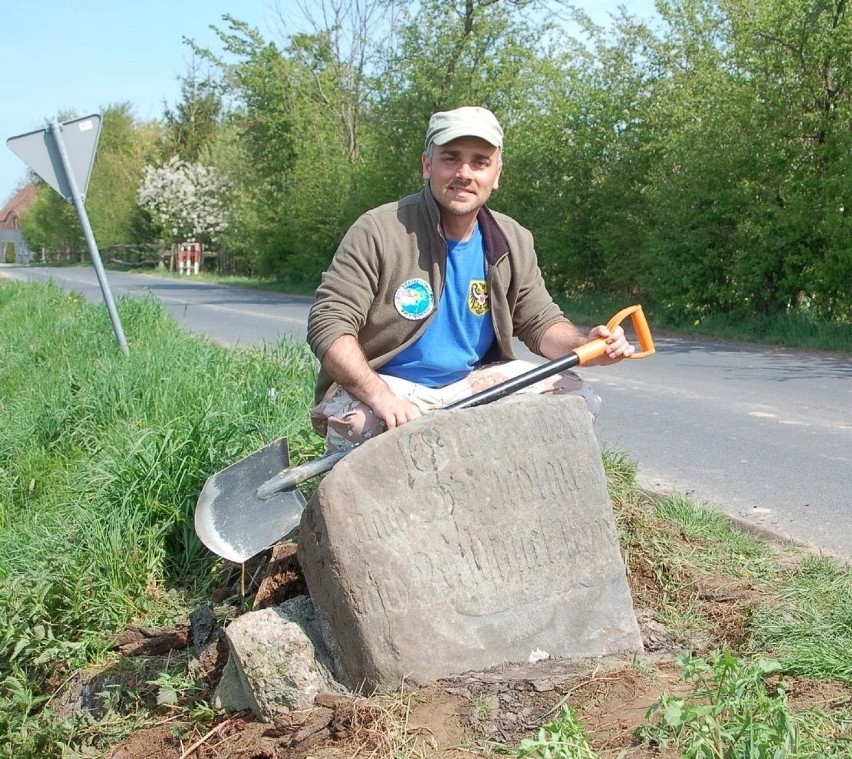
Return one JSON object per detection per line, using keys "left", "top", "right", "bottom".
{"left": 311, "top": 360, "right": 600, "bottom": 451}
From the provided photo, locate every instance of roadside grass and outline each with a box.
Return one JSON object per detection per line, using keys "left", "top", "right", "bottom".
{"left": 0, "top": 279, "right": 323, "bottom": 756}
{"left": 1, "top": 280, "right": 851, "bottom": 757}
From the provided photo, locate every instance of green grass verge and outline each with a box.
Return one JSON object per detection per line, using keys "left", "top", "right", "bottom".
{"left": 0, "top": 279, "right": 323, "bottom": 756}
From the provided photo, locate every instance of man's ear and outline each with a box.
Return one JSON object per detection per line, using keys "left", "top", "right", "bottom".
{"left": 421, "top": 152, "right": 431, "bottom": 180}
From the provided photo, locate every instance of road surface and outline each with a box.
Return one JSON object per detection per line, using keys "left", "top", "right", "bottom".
{"left": 3, "top": 264, "right": 850, "bottom": 557}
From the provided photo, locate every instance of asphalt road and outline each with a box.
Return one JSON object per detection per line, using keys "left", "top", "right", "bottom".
{"left": 3, "top": 264, "right": 851, "bottom": 558}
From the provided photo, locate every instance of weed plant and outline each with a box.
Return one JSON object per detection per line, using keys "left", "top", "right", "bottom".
{"left": 639, "top": 651, "right": 801, "bottom": 757}
{"left": 516, "top": 705, "right": 596, "bottom": 758}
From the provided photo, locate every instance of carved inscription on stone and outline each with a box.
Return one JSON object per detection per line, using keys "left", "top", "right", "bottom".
{"left": 350, "top": 404, "right": 618, "bottom": 619}
{"left": 298, "top": 394, "right": 644, "bottom": 689}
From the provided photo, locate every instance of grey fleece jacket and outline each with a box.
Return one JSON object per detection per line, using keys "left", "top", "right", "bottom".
{"left": 307, "top": 186, "right": 569, "bottom": 403}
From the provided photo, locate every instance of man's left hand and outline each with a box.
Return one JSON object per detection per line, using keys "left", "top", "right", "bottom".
{"left": 587, "top": 324, "right": 635, "bottom": 365}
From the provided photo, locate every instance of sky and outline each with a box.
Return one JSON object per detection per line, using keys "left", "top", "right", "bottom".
{"left": 0, "top": 0, "right": 658, "bottom": 207}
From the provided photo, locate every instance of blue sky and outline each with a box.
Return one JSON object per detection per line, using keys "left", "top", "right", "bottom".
{"left": 1, "top": 0, "right": 658, "bottom": 206}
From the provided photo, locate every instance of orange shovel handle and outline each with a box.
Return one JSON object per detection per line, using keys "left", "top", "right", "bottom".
{"left": 572, "top": 304, "right": 656, "bottom": 366}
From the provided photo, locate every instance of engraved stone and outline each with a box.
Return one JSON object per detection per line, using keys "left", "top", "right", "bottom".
{"left": 298, "top": 394, "right": 643, "bottom": 689}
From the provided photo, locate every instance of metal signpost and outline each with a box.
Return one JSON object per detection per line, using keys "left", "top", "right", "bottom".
{"left": 7, "top": 115, "right": 130, "bottom": 355}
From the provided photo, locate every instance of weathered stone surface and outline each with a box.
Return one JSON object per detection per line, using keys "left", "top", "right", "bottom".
{"left": 213, "top": 595, "right": 345, "bottom": 719}
{"left": 298, "top": 394, "right": 643, "bottom": 690}
{"left": 189, "top": 604, "right": 218, "bottom": 652}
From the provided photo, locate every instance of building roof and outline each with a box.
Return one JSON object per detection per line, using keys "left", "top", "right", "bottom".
{"left": 0, "top": 183, "right": 38, "bottom": 230}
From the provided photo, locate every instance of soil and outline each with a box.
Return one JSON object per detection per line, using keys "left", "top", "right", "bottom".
{"left": 96, "top": 539, "right": 849, "bottom": 759}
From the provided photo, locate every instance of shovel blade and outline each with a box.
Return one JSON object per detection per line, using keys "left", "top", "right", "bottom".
{"left": 194, "top": 437, "right": 307, "bottom": 563}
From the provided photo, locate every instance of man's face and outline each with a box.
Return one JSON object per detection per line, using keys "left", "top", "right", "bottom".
{"left": 422, "top": 136, "right": 502, "bottom": 218}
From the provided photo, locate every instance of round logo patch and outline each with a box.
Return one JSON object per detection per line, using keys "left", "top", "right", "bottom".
{"left": 394, "top": 278, "right": 434, "bottom": 320}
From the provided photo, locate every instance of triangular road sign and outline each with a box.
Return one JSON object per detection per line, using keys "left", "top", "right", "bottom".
{"left": 7, "top": 114, "right": 101, "bottom": 202}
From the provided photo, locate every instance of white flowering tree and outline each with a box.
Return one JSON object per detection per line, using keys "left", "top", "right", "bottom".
{"left": 137, "top": 156, "right": 229, "bottom": 248}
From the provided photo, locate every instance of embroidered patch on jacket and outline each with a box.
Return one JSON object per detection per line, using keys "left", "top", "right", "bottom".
{"left": 394, "top": 278, "right": 435, "bottom": 320}
{"left": 467, "top": 280, "right": 490, "bottom": 316}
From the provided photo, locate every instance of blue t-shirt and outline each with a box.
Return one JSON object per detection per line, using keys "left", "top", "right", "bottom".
{"left": 382, "top": 224, "right": 495, "bottom": 387}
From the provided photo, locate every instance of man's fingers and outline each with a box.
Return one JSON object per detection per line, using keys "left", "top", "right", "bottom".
{"left": 381, "top": 401, "right": 421, "bottom": 430}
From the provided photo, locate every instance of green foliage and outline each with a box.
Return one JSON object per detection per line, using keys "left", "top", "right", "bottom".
{"left": 86, "top": 104, "right": 163, "bottom": 247}
{"left": 194, "top": 16, "right": 354, "bottom": 280}
{"left": 517, "top": 705, "right": 597, "bottom": 758}
{"left": 639, "top": 651, "right": 800, "bottom": 758}
{"left": 19, "top": 182, "right": 84, "bottom": 259}
{"left": 162, "top": 59, "right": 223, "bottom": 162}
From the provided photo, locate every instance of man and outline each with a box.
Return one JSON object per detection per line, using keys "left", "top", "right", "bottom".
{"left": 307, "top": 106, "right": 634, "bottom": 450}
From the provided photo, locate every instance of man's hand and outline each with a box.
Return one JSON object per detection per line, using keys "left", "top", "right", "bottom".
{"left": 586, "top": 324, "right": 635, "bottom": 365}
{"left": 367, "top": 389, "right": 423, "bottom": 431}
{"left": 539, "top": 320, "right": 635, "bottom": 365}
{"left": 322, "top": 334, "right": 423, "bottom": 430}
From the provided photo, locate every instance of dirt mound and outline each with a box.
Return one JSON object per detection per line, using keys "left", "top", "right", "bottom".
{"left": 98, "top": 524, "right": 851, "bottom": 758}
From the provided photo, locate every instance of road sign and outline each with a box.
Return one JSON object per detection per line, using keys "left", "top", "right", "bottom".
{"left": 7, "top": 115, "right": 101, "bottom": 201}
{"left": 6, "top": 115, "right": 128, "bottom": 355}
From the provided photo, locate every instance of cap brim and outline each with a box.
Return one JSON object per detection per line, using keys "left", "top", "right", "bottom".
{"left": 431, "top": 128, "right": 501, "bottom": 148}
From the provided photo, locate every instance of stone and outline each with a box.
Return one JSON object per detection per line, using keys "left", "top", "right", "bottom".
{"left": 213, "top": 595, "right": 345, "bottom": 719}
{"left": 298, "top": 394, "right": 643, "bottom": 690}
{"left": 189, "top": 604, "right": 218, "bottom": 652}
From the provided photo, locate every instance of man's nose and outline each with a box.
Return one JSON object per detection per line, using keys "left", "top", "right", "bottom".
{"left": 456, "top": 162, "right": 474, "bottom": 179}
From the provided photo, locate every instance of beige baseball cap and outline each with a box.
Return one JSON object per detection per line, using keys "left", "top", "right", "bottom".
{"left": 424, "top": 106, "right": 503, "bottom": 150}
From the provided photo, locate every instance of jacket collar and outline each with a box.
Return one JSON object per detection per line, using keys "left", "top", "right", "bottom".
{"left": 421, "top": 186, "right": 510, "bottom": 266}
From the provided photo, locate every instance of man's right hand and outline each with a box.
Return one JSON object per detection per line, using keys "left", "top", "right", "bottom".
{"left": 322, "top": 334, "right": 423, "bottom": 431}
{"left": 368, "top": 391, "right": 423, "bottom": 431}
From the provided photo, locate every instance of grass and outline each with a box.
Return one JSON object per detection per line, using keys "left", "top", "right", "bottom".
{"left": 749, "top": 555, "right": 852, "bottom": 683}
{"left": 1, "top": 279, "right": 851, "bottom": 757}
{"left": 0, "top": 279, "right": 323, "bottom": 756}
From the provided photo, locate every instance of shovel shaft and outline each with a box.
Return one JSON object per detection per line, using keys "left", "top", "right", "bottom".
{"left": 256, "top": 304, "right": 655, "bottom": 497}
{"left": 446, "top": 352, "right": 581, "bottom": 410}
{"left": 257, "top": 447, "right": 349, "bottom": 497}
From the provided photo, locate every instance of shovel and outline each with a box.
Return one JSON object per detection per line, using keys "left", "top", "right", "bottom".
{"left": 195, "top": 304, "right": 655, "bottom": 563}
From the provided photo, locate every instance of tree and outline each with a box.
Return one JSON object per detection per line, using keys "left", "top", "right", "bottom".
{"left": 20, "top": 183, "right": 84, "bottom": 261}
{"left": 86, "top": 104, "right": 163, "bottom": 247}
{"left": 162, "top": 59, "right": 223, "bottom": 162}
{"left": 722, "top": 0, "right": 852, "bottom": 319}
{"left": 137, "top": 156, "right": 229, "bottom": 248}
{"left": 189, "top": 6, "right": 396, "bottom": 280}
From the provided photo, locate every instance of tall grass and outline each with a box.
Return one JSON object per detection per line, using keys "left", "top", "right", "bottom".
{"left": 0, "top": 280, "right": 322, "bottom": 754}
